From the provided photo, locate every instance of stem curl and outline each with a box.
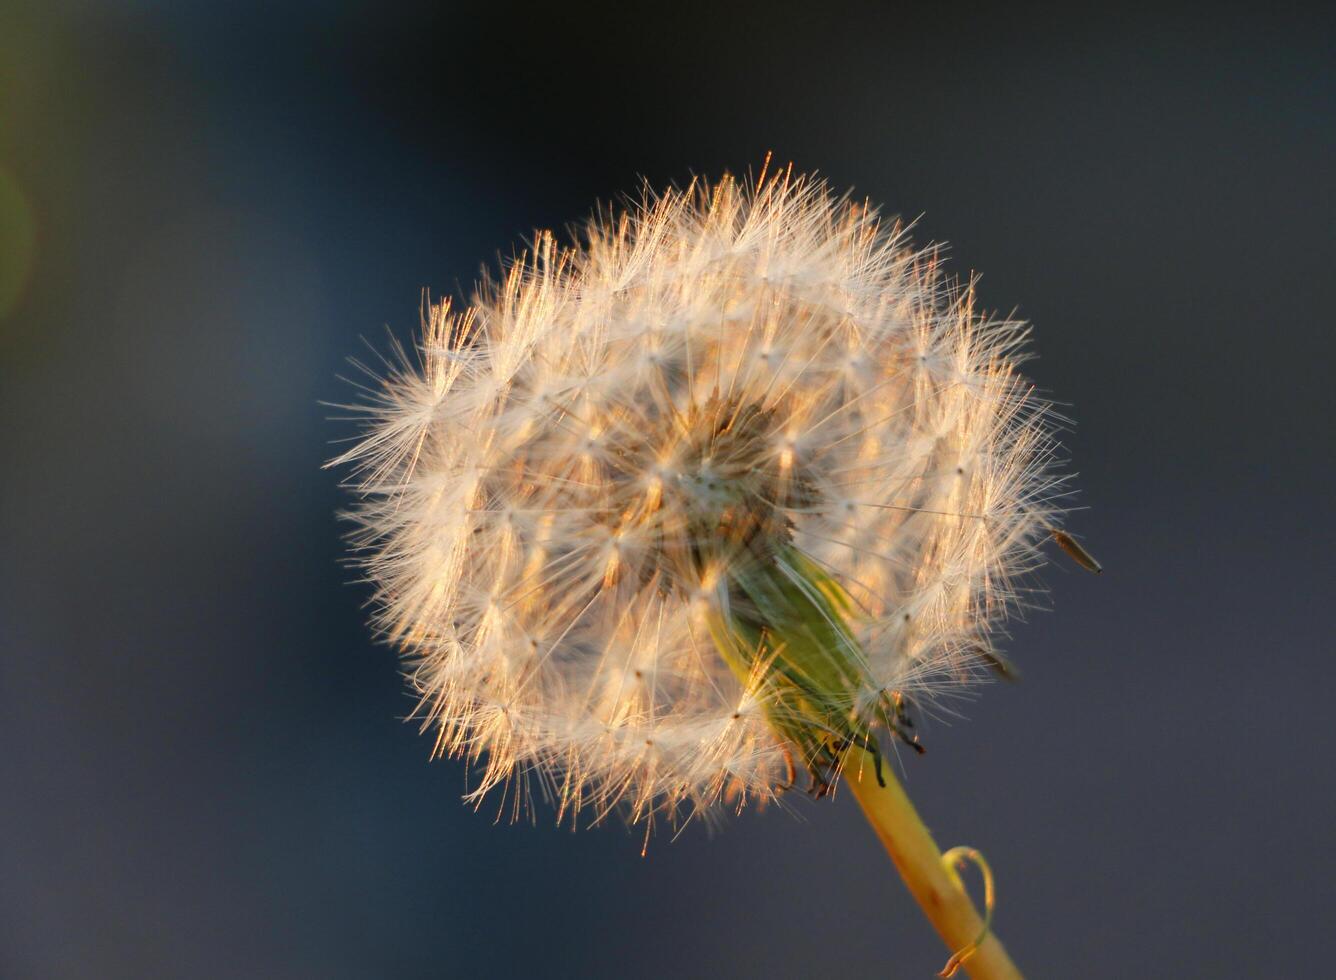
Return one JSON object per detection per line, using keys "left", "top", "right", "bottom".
{"left": 937, "top": 846, "right": 996, "bottom": 978}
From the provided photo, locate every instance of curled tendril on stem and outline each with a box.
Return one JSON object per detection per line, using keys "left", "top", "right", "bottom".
{"left": 937, "top": 846, "right": 997, "bottom": 978}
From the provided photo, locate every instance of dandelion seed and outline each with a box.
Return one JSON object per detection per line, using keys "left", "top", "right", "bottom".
{"left": 332, "top": 165, "right": 1069, "bottom": 832}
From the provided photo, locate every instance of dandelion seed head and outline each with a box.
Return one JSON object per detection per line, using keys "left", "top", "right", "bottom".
{"left": 333, "top": 166, "right": 1067, "bottom": 827}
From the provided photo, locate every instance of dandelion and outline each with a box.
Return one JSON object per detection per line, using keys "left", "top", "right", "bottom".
{"left": 332, "top": 162, "right": 1088, "bottom": 978}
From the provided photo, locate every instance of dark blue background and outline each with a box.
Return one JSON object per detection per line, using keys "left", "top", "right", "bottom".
{"left": 2, "top": 3, "right": 1332, "bottom": 976}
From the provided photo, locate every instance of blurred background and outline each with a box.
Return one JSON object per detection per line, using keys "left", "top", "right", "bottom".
{"left": 2, "top": 2, "right": 1332, "bottom": 977}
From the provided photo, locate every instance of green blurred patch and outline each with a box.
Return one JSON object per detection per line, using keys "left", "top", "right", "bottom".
{"left": 0, "top": 167, "right": 36, "bottom": 321}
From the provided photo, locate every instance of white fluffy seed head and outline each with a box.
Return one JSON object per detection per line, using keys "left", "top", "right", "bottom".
{"left": 332, "top": 166, "right": 1068, "bottom": 828}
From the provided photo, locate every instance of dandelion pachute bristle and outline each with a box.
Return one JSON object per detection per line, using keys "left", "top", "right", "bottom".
{"left": 332, "top": 167, "right": 1067, "bottom": 827}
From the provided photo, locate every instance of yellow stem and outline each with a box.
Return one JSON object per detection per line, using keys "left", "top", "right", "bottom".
{"left": 842, "top": 748, "right": 1024, "bottom": 980}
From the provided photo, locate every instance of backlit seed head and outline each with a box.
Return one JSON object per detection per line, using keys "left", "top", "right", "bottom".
{"left": 331, "top": 164, "right": 1068, "bottom": 827}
